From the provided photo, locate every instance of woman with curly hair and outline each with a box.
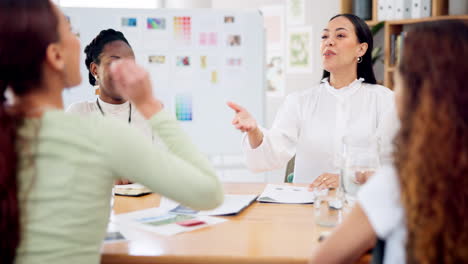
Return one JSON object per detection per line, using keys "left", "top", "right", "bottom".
{"left": 309, "top": 19, "right": 468, "bottom": 263}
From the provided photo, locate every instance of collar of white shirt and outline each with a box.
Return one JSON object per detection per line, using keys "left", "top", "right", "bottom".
{"left": 321, "top": 77, "right": 364, "bottom": 99}
{"left": 97, "top": 97, "right": 131, "bottom": 115}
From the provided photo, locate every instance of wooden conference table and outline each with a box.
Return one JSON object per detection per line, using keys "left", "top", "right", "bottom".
{"left": 102, "top": 183, "right": 370, "bottom": 264}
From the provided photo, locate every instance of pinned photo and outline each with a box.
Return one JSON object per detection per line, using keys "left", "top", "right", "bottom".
{"left": 226, "top": 57, "right": 242, "bottom": 67}
{"left": 224, "top": 16, "right": 235, "bottom": 23}
{"left": 176, "top": 56, "right": 190, "bottom": 67}
{"left": 148, "top": 55, "right": 166, "bottom": 64}
{"left": 121, "top": 17, "right": 137, "bottom": 27}
{"left": 147, "top": 18, "right": 166, "bottom": 29}
{"left": 227, "top": 35, "right": 241, "bottom": 46}
{"left": 200, "top": 56, "right": 207, "bottom": 69}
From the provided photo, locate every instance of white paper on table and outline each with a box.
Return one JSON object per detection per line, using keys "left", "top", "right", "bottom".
{"left": 115, "top": 207, "right": 227, "bottom": 236}
{"left": 158, "top": 196, "right": 179, "bottom": 210}
{"left": 257, "top": 184, "right": 319, "bottom": 204}
{"left": 168, "top": 194, "right": 258, "bottom": 216}
{"left": 115, "top": 183, "right": 146, "bottom": 189}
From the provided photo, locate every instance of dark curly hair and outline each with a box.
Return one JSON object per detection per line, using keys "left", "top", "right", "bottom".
{"left": 84, "top": 29, "right": 131, "bottom": 86}
{"left": 395, "top": 19, "right": 468, "bottom": 263}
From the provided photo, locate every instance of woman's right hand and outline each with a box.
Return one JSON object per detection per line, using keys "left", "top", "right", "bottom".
{"left": 227, "top": 101, "right": 263, "bottom": 148}
{"left": 110, "top": 59, "right": 163, "bottom": 119}
{"left": 227, "top": 101, "right": 258, "bottom": 132}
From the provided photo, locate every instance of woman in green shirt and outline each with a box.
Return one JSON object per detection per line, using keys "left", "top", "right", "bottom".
{"left": 0, "top": 1, "right": 223, "bottom": 264}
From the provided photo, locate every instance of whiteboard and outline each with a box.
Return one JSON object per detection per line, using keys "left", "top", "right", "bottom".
{"left": 62, "top": 7, "right": 265, "bottom": 155}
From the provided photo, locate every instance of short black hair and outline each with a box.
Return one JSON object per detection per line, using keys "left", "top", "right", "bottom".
{"left": 84, "top": 29, "right": 131, "bottom": 85}
{"left": 322, "top": 14, "right": 377, "bottom": 84}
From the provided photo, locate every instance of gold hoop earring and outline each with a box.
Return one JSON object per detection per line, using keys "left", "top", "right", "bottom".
{"left": 357, "top": 57, "right": 363, "bottom": 63}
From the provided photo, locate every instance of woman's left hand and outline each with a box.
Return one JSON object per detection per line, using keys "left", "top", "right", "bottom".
{"left": 309, "top": 173, "right": 339, "bottom": 190}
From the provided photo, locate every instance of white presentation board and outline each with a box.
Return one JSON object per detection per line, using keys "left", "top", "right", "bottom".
{"left": 62, "top": 7, "right": 265, "bottom": 155}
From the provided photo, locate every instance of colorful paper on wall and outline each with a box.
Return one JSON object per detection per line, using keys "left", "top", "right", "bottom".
{"left": 224, "top": 16, "right": 235, "bottom": 23}
{"left": 174, "top": 16, "right": 191, "bottom": 45}
{"left": 175, "top": 94, "right": 193, "bottom": 121}
{"left": 147, "top": 18, "right": 166, "bottom": 29}
{"left": 226, "top": 57, "right": 242, "bottom": 67}
{"left": 200, "top": 56, "right": 207, "bottom": 69}
{"left": 211, "top": 71, "right": 218, "bottom": 84}
{"left": 122, "top": 17, "right": 137, "bottom": 27}
{"left": 176, "top": 56, "right": 190, "bottom": 67}
{"left": 199, "top": 32, "right": 218, "bottom": 46}
{"left": 227, "top": 34, "right": 241, "bottom": 46}
{"left": 148, "top": 55, "right": 166, "bottom": 64}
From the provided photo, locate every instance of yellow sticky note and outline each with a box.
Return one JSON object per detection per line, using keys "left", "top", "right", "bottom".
{"left": 211, "top": 71, "right": 218, "bottom": 83}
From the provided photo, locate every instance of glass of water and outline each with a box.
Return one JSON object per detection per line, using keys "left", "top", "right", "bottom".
{"left": 341, "top": 136, "right": 380, "bottom": 205}
{"left": 314, "top": 188, "right": 343, "bottom": 227}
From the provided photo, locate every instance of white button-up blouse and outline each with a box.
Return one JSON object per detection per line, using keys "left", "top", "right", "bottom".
{"left": 242, "top": 78, "right": 398, "bottom": 183}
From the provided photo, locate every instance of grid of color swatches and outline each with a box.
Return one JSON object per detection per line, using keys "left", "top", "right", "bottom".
{"left": 147, "top": 18, "right": 165, "bottom": 29}
{"left": 175, "top": 95, "right": 193, "bottom": 121}
{"left": 173, "top": 16, "right": 191, "bottom": 44}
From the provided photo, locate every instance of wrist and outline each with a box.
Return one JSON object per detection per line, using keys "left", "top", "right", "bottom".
{"left": 248, "top": 126, "right": 263, "bottom": 148}
{"left": 136, "top": 98, "right": 163, "bottom": 119}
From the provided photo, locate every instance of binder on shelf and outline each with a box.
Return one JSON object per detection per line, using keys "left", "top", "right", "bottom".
{"left": 378, "top": 0, "right": 388, "bottom": 21}
{"left": 422, "top": 0, "right": 432, "bottom": 17}
{"left": 386, "top": 0, "right": 396, "bottom": 20}
{"left": 353, "top": 0, "right": 373, "bottom": 21}
{"left": 394, "top": 0, "right": 412, "bottom": 19}
{"left": 411, "top": 0, "right": 423, "bottom": 18}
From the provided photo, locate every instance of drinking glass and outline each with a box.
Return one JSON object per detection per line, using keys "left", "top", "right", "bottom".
{"left": 340, "top": 136, "right": 380, "bottom": 205}
{"left": 314, "top": 188, "right": 343, "bottom": 227}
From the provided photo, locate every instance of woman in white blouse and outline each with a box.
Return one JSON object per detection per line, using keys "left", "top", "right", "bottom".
{"left": 228, "top": 14, "right": 396, "bottom": 187}
{"left": 309, "top": 20, "right": 468, "bottom": 263}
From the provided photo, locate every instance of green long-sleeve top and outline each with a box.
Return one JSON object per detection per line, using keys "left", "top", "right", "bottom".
{"left": 15, "top": 110, "right": 224, "bottom": 264}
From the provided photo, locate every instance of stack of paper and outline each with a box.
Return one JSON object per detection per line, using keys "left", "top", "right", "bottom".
{"left": 169, "top": 194, "right": 258, "bottom": 216}
{"left": 257, "top": 184, "right": 318, "bottom": 204}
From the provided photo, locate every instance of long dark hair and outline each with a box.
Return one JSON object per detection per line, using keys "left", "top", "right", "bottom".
{"left": 84, "top": 29, "right": 131, "bottom": 86}
{"left": 322, "top": 14, "right": 377, "bottom": 84}
{"left": 395, "top": 20, "right": 468, "bottom": 263}
{"left": 0, "top": 0, "right": 58, "bottom": 263}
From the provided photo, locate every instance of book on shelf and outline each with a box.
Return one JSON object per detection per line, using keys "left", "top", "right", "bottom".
{"left": 390, "top": 31, "right": 406, "bottom": 67}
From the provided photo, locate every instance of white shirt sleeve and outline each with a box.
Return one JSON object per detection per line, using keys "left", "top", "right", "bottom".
{"left": 242, "top": 93, "right": 302, "bottom": 172}
{"left": 66, "top": 102, "right": 89, "bottom": 114}
{"left": 358, "top": 164, "right": 404, "bottom": 239}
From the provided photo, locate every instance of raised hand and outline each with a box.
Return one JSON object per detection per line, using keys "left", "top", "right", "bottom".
{"left": 227, "top": 101, "right": 258, "bottom": 132}
{"left": 227, "top": 101, "right": 263, "bottom": 149}
{"left": 110, "top": 59, "right": 163, "bottom": 119}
